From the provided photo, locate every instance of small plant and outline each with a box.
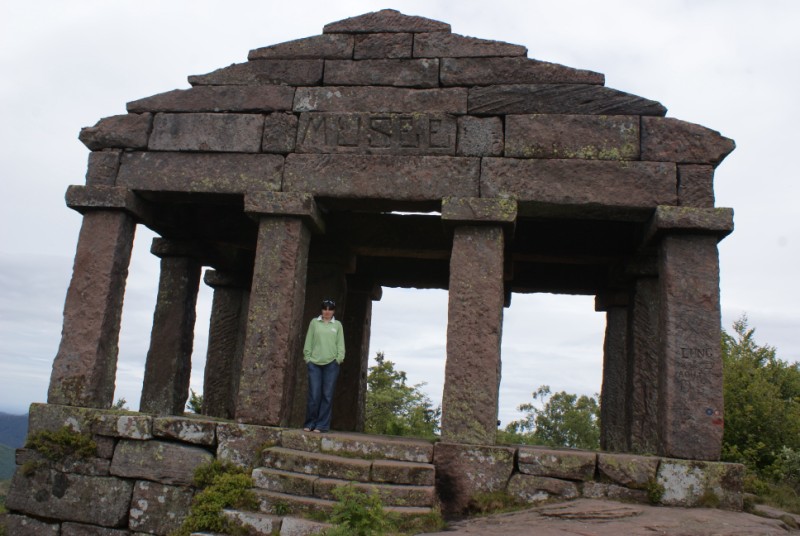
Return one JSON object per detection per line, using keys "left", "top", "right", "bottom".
{"left": 26, "top": 426, "right": 96, "bottom": 462}
{"left": 697, "top": 487, "right": 721, "bottom": 508}
{"left": 646, "top": 478, "right": 665, "bottom": 505}
{"left": 172, "top": 460, "right": 258, "bottom": 536}
{"left": 187, "top": 389, "right": 204, "bottom": 414}
{"left": 466, "top": 490, "right": 526, "bottom": 516}
{"left": 324, "top": 484, "right": 393, "bottom": 536}
{"left": 272, "top": 500, "right": 291, "bottom": 516}
{"left": 112, "top": 397, "right": 128, "bottom": 410}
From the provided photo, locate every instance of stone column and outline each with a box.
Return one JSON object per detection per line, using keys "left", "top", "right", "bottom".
{"left": 647, "top": 206, "right": 733, "bottom": 460}
{"left": 596, "top": 292, "right": 629, "bottom": 452}
{"left": 48, "top": 186, "right": 145, "bottom": 408}
{"left": 139, "top": 239, "right": 203, "bottom": 415}
{"left": 201, "top": 270, "right": 250, "bottom": 419}
{"left": 333, "top": 278, "right": 381, "bottom": 432}
{"left": 440, "top": 198, "right": 516, "bottom": 444}
{"left": 235, "top": 192, "right": 325, "bottom": 426}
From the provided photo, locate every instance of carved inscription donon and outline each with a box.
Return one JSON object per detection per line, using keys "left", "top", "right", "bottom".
{"left": 296, "top": 112, "right": 456, "bottom": 154}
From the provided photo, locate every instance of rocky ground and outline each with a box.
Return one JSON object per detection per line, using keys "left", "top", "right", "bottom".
{"left": 420, "top": 499, "right": 800, "bottom": 535}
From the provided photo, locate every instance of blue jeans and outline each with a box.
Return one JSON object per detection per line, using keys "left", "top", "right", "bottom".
{"left": 304, "top": 361, "right": 339, "bottom": 432}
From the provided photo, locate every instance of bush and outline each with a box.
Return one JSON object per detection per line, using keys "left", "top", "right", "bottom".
{"left": 325, "top": 484, "right": 392, "bottom": 536}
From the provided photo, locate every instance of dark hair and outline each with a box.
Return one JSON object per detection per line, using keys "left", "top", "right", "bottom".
{"left": 321, "top": 298, "right": 336, "bottom": 310}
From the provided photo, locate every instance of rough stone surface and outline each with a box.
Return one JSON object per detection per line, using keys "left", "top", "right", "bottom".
{"left": 295, "top": 112, "right": 457, "bottom": 155}
{"left": 597, "top": 453, "right": 660, "bottom": 489}
{"left": 252, "top": 467, "right": 317, "bottom": 494}
{"left": 657, "top": 459, "right": 744, "bottom": 510}
{"left": 28, "top": 403, "right": 99, "bottom": 435}
{"left": 518, "top": 447, "right": 597, "bottom": 481}
{"left": 600, "top": 307, "right": 628, "bottom": 452}
{"left": 293, "top": 86, "right": 467, "bottom": 113}
{"left": 324, "top": 58, "right": 439, "bottom": 88}
{"left": 441, "top": 197, "right": 517, "bottom": 226}
{"left": 216, "top": 422, "right": 281, "bottom": 468}
{"left": 280, "top": 428, "right": 324, "bottom": 453}
{"left": 110, "top": 439, "right": 213, "bottom": 485}
{"left": 93, "top": 413, "right": 153, "bottom": 439}
{"left": 582, "top": 481, "right": 649, "bottom": 503}
{"left": 153, "top": 416, "right": 217, "bottom": 445}
{"left": 319, "top": 432, "right": 434, "bottom": 463}
{"left": 117, "top": 152, "right": 283, "bottom": 194}
{"left": 47, "top": 211, "right": 135, "bottom": 408}
{"left": 442, "top": 57, "right": 604, "bottom": 86}
{"left": 505, "top": 114, "right": 640, "bottom": 160}
{"left": 149, "top": 112, "right": 265, "bottom": 152}
{"left": 370, "top": 459, "right": 435, "bottom": 486}
{"left": 480, "top": 158, "right": 677, "bottom": 209}
{"left": 188, "top": 59, "right": 324, "bottom": 86}
{"left": 61, "top": 522, "right": 132, "bottom": 535}
{"left": 6, "top": 466, "right": 133, "bottom": 527}
{"left": 433, "top": 442, "right": 515, "bottom": 515}
{"left": 279, "top": 516, "right": 333, "bottom": 536}
{"left": 127, "top": 85, "right": 296, "bottom": 113}
{"left": 262, "top": 447, "right": 372, "bottom": 481}
{"left": 85, "top": 150, "right": 121, "bottom": 186}
{"left": 641, "top": 117, "right": 735, "bottom": 166}
{"left": 679, "top": 165, "right": 716, "bottom": 207}
{"left": 647, "top": 206, "right": 734, "bottom": 241}
{"left": 79, "top": 113, "right": 152, "bottom": 150}
{"left": 263, "top": 112, "right": 299, "bottom": 153}
{"left": 658, "top": 235, "right": 724, "bottom": 460}
{"left": 315, "top": 478, "right": 434, "bottom": 507}
{"left": 507, "top": 473, "right": 580, "bottom": 502}
{"left": 441, "top": 226, "right": 504, "bottom": 444}
{"left": 16, "top": 448, "right": 111, "bottom": 477}
{"left": 323, "top": 9, "right": 451, "bottom": 34}
{"left": 414, "top": 32, "right": 526, "bottom": 58}
{"left": 354, "top": 32, "right": 412, "bottom": 59}
{"left": 457, "top": 116, "right": 503, "bottom": 156}
{"left": 1, "top": 514, "right": 60, "bottom": 535}
{"left": 284, "top": 154, "right": 480, "bottom": 201}
{"left": 249, "top": 34, "right": 354, "bottom": 60}
{"left": 129, "top": 480, "right": 194, "bottom": 534}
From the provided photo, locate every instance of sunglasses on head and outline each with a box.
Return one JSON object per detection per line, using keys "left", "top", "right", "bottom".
{"left": 322, "top": 299, "right": 336, "bottom": 310}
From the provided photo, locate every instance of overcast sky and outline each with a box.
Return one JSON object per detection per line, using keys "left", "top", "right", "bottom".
{"left": 1, "top": 1, "right": 798, "bottom": 428}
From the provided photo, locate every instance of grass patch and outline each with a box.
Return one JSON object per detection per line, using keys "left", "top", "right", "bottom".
{"left": 466, "top": 490, "right": 527, "bottom": 516}
{"left": 25, "top": 426, "right": 96, "bottom": 462}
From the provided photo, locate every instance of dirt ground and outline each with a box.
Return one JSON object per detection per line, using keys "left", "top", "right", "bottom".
{"left": 420, "top": 499, "right": 799, "bottom": 536}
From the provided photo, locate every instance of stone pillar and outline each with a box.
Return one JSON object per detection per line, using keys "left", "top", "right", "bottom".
{"left": 235, "top": 192, "right": 324, "bottom": 426}
{"left": 440, "top": 198, "right": 516, "bottom": 444}
{"left": 289, "top": 245, "right": 351, "bottom": 428}
{"left": 48, "top": 186, "right": 144, "bottom": 408}
{"left": 626, "top": 272, "right": 661, "bottom": 455}
{"left": 201, "top": 270, "right": 250, "bottom": 420}
{"left": 333, "top": 279, "right": 381, "bottom": 432}
{"left": 596, "top": 292, "right": 629, "bottom": 452}
{"left": 646, "top": 206, "right": 733, "bottom": 461}
{"left": 139, "top": 239, "right": 203, "bottom": 415}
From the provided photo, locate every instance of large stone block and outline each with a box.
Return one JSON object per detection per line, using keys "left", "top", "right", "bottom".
{"left": 188, "top": 59, "right": 324, "bottom": 86}
{"left": 517, "top": 447, "right": 597, "bottom": 481}
{"left": 597, "top": 453, "right": 659, "bottom": 489}
{"left": 679, "top": 165, "right": 716, "bottom": 207}
{"left": 294, "top": 86, "right": 467, "bottom": 113}
{"left": 1, "top": 514, "right": 60, "bottom": 535}
{"left": 117, "top": 152, "right": 283, "bottom": 194}
{"left": 79, "top": 113, "right": 152, "bottom": 150}
{"left": 354, "top": 33, "right": 412, "bottom": 59}
{"left": 433, "top": 442, "right": 515, "bottom": 515}
{"left": 657, "top": 459, "right": 744, "bottom": 510}
{"left": 468, "top": 84, "right": 666, "bottom": 115}
{"left": 284, "top": 154, "right": 479, "bottom": 201}
{"left": 153, "top": 416, "right": 217, "bottom": 445}
{"left": 480, "top": 158, "right": 677, "bottom": 210}
{"left": 62, "top": 523, "right": 131, "bottom": 535}
{"left": 28, "top": 403, "right": 99, "bottom": 435}
{"left": 324, "top": 59, "right": 439, "bottom": 88}
{"left": 6, "top": 466, "right": 133, "bottom": 527}
{"left": 128, "top": 480, "right": 194, "bottom": 534}
{"left": 93, "top": 413, "right": 153, "bottom": 440}
{"left": 127, "top": 85, "right": 296, "bottom": 113}
{"left": 370, "top": 460, "right": 434, "bottom": 486}
{"left": 110, "top": 439, "right": 213, "bottom": 485}
{"left": 16, "top": 448, "right": 111, "bottom": 477}
{"left": 295, "top": 112, "right": 457, "bottom": 155}
{"left": 646, "top": 206, "right": 734, "bottom": 243}
{"left": 319, "top": 432, "right": 434, "bottom": 463}
{"left": 216, "top": 422, "right": 281, "bottom": 468}
{"left": 505, "top": 114, "right": 640, "bottom": 160}
{"left": 582, "top": 481, "right": 649, "bottom": 503}
{"left": 600, "top": 307, "right": 628, "bottom": 452}
{"left": 507, "top": 473, "right": 579, "bottom": 502}
{"left": 441, "top": 197, "right": 517, "bottom": 226}
{"left": 149, "top": 113, "right": 265, "bottom": 152}
{"left": 85, "top": 150, "right": 121, "bottom": 186}
{"left": 263, "top": 112, "right": 299, "bottom": 153}
{"left": 456, "top": 116, "right": 503, "bottom": 157}
{"left": 323, "top": 9, "right": 451, "bottom": 33}
{"left": 641, "top": 117, "right": 735, "bottom": 166}
{"left": 414, "top": 32, "right": 526, "bottom": 58}
{"left": 441, "top": 57, "right": 604, "bottom": 86}
{"left": 249, "top": 34, "right": 354, "bottom": 60}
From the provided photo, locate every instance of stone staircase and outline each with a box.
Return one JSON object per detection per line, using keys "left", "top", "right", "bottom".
{"left": 253, "top": 429, "right": 437, "bottom": 521}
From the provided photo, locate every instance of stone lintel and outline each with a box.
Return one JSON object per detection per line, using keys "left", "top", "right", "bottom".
{"left": 595, "top": 290, "right": 630, "bottom": 312}
{"left": 66, "top": 185, "right": 150, "bottom": 222}
{"left": 346, "top": 275, "right": 383, "bottom": 300}
{"left": 641, "top": 117, "right": 735, "bottom": 167}
{"left": 441, "top": 197, "right": 517, "bottom": 236}
{"left": 204, "top": 269, "right": 250, "bottom": 289}
{"left": 150, "top": 237, "right": 209, "bottom": 259}
{"left": 244, "top": 191, "right": 325, "bottom": 234}
{"left": 644, "top": 206, "right": 734, "bottom": 244}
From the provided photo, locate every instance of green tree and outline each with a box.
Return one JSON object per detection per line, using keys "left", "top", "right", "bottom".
{"left": 500, "top": 385, "right": 600, "bottom": 449}
{"left": 365, "top": 352, "right": 440, "bottom": 439}
{"left": 722, "top": 315, "right": 800, "bottom": 475}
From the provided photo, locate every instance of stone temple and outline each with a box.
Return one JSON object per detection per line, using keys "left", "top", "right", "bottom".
{"left": 5, "top": 10, "right": 741, "bottom": 533}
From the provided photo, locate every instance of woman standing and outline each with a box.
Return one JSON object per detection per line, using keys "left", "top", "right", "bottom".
{"left": 302, "top": 298, "right": 345, "bottom": 433}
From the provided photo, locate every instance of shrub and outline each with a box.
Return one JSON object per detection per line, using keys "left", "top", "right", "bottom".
{"left": 26, "top": 426, "right": 96, "bottom": 462}
{"left": 325, "top": 484, "right": 392, "bottom": 536}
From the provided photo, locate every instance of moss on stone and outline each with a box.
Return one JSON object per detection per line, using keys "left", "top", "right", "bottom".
{"left": 25, "top": 426, "right": 97, "bottom": 462}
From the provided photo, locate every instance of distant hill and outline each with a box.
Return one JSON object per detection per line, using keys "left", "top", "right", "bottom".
{"left": 0, "top": 413, "right": 28, "bottom": 449}
{"left": 0, "top": 444, "right": 15, "bottom": 480}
